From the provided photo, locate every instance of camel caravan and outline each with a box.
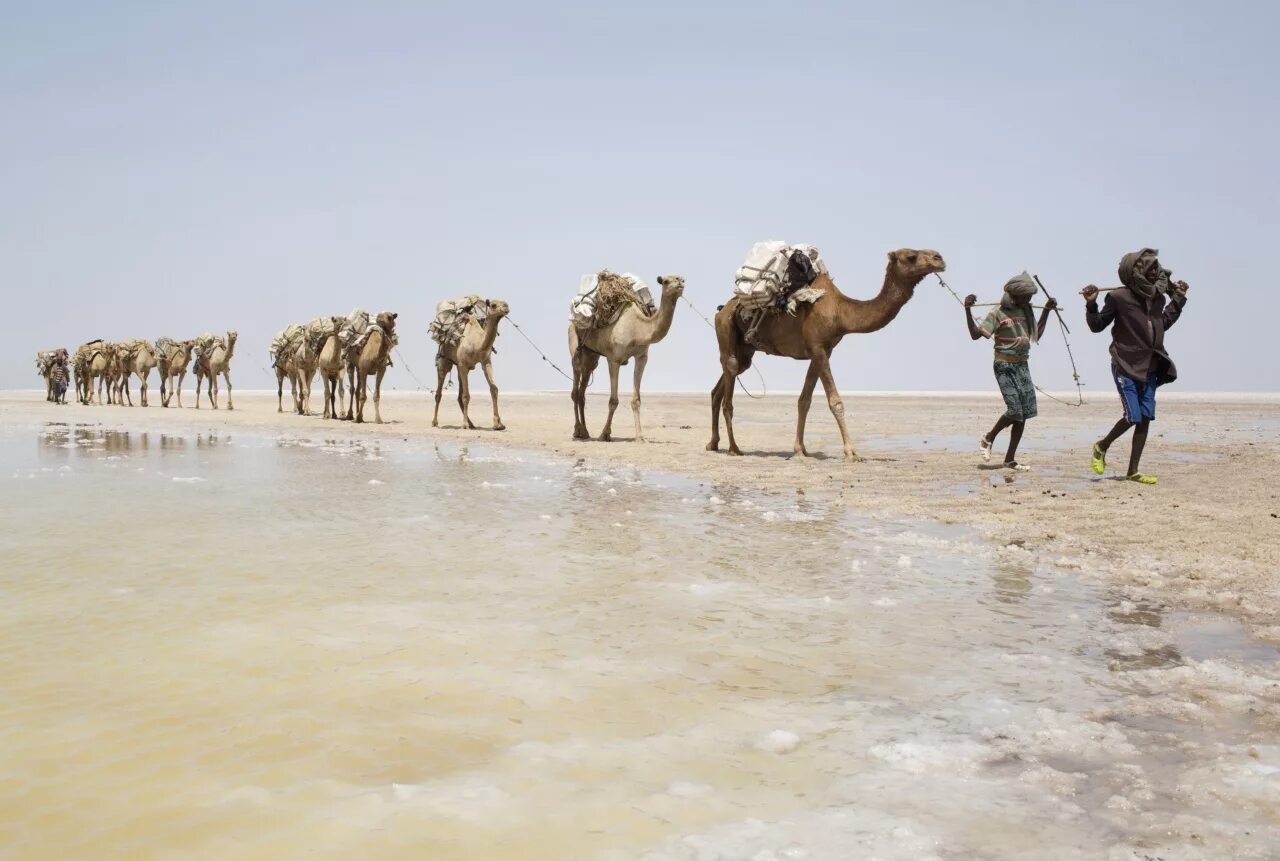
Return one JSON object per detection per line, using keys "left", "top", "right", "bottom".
{"left": 48, "top": 334, "right": 235, "bottom": 409}
{"left": 270, "top": 309, "right": 397, "bottom": 423}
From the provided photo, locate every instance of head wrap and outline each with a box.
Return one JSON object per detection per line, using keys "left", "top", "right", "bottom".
{"left": 1001, "top": 271, "right": 1039, "bottom": 342}
{"left": 1118, "top": 248, "right": 1170, "bottom": 300}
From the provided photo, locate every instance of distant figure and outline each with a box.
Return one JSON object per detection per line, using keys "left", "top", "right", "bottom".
{"left": 1083, "top": 248, "right": 1190, "bottom": 484}
{"left": 963, "top": 273, "right": 1056, "bottom": 470}
{"left": 49, "top": 361, "right": 69, "bottom": 404}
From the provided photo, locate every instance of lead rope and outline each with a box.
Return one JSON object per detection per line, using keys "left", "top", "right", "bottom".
{"left": 507, "top": 317, "right": 575, "bottom": 383}
{"left": 680, "top": 295, "right": 767, "bottom": 400}
{"left": 936, "top": 274, "right": 1085, "bottom": 407}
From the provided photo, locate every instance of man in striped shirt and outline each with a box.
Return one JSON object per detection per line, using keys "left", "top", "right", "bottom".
{"left": 964, "top": 272, "right": 1056, "bottom": 470}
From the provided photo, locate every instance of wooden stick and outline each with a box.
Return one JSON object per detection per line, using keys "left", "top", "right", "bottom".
{"left": 1079, "top": 286, "right": 1121, "bottom": 296}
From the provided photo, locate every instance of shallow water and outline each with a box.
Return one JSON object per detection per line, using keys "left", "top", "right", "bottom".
{"left": 1, "top": 421, "right": 1277, "bottom": 860}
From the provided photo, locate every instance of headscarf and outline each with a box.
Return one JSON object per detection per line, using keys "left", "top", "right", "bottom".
{"left": 1001, "top": 271, "right": 1039, "bottom": 343}
{"left": 1118, "top": 248, "right": 1171, "bottom": 300}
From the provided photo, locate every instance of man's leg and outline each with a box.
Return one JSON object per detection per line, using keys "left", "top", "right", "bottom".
{"left": 1098, "top": 417, "right": 1133, "bottom": 451}
{"left": 1128, "top": 419, "right": 1151, "bottom": 476}
{"left": 1005, "top": 420, "right": 1026, "bottom": 464}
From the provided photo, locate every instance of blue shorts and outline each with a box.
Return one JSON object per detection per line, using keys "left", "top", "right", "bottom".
{"left": 1112, "top": 364, "right": 1158, "bottom": 423}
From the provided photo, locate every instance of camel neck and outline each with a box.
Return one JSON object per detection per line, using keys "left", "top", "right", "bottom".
{"left": 479, "top": 317, "right": 503, "bottom": 353}
{"left": 833, "top": 271, "right": 917, "bottom": 334}
{"left": 639, "top": 295, "right": 679, "bottom": 344}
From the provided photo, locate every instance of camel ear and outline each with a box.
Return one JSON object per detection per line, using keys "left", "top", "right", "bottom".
{"left": 657, "top": 276, "right": 667, "bottom": 287}
{"left": 887, "top": 251, "right": 899, "bottom": 263}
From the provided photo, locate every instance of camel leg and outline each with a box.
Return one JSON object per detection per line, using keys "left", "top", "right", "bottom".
{"left": 707, "top": 377, "right": 724, "bottom": 451}
{"left": 631, "top": 352, "right": 647, "bottom": 441}
{"left": 814, "top": 352, "right": 857, "bottom": 461}
{"left": 337, "top": 373, "right": 346, "bottom": 418}
{"left": 793, "top": 362, "right": 822, "bottom": 457}
{"left": 139, "top": 372, "right": 147, "bottom": 407}
{"left": 276, "top": 370, "right": 284, "bottom": 412}
{"left": 600, "top": 359, "right": 621, "bottom": 442}
{"left": 373, "top": 365, "right": 385, "bottom": 424}
{"left": 457, "top": 366, "right": 476, "bottom": 430}
{"left": 208, "top": 373, "right": 218, "bottom": 409}
{"left": 432, "top": 358, "right": 449, "bottom": 427}
{"left": 121, "top": 375, "right": 133, "bottom": 407}
{"left": 195, "top": 373, "right": 203, "bottom": 409}
{"left": 322, "top": 372, "right": 332, "bottom": 419}
{"left": 483, "top": 360, "right": 504, "bottom": 430}
{"left": 177, "top": 371, "right": 185, "bottom": 408}
{"left": 224, "top": 370, "right": 233, "bottom": 411}
{"left": 720, "top": 366, "right": 744, "bottom": 455}
{"left": 354, "top": 370, "right": 367, "bottom": 423}
{"left": 345, "top": 365, "right": 357, "bottom": 421}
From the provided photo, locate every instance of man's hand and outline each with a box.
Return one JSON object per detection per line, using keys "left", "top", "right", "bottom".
{"left": 1044, "top": 298, "right": 1058, "bottom": 311}
{"left": 1173, "top": 279, "right": 1190, "bottom": 295}
{"left": 1081, "top": 285, "right": 1099, "bottom": 302}
{"left": 964, "top": 294, "right": 977, "bottom": 307}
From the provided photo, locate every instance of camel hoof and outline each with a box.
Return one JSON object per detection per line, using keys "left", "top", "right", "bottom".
{"left": 573, "top": 432, "right": 589, "bottom": 441}
{"left": 431, "top": 420, "right": 439, "bottom": 428}
{"left": 493, "top": 423, "right": 505, "bottom": 431}
{"left": 598, "top": 433, "right": 611, "bottom": 442}
{"left": 706, "top": 440, "right": 719, "bottom": 451}
{"left": 845, "top": 454, "right": 863, "bottom": 463}
{"left": 728, "top": 448, "right": 743, "bottom": 457}
{"left": 791, "top": 448, "right": 811, "bottom": 459}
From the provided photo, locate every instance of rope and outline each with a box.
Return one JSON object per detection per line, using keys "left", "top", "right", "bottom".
{"left": 508, "top": 317, "right": 575, "bottom": 383}
{"left": 680, "top": 295, "right": 767, "bottom": 399}
{"left": 937, "top": 273, "right": 1085, "bottom": 407}
{"left": 392, "top": 347, "right": 431, "bottom": 392}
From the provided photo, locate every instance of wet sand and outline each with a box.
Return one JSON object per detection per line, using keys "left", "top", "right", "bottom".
{"left": 5, "top": 389, "right": 1277, "bottom": 643}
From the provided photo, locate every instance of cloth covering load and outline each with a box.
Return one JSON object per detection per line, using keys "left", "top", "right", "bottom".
{"left": 114, "top": 339, "right": 152, "bottom": 361}
{"left": 430, "top": 295, "right": 489, "bottom": 347}
{"left": 732, "top": 241, "right": 829, "bottom": 315}
{"left": 571, "top": 271, "right": 655, "bottom": 329}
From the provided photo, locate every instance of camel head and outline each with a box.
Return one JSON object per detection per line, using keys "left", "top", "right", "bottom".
{"left": 376, "top": 311, "right": 398, "bottom": 333}
{"left": 329, "top": 315, "right": 344, "bottom": 335}
{"left": 486, "top": 299, "right": 511, "bottom": 319}
{"left": 886, "top": 249, "right": 946, "bottom": 289}
{"left": 226, "top": 331, "right": 238, "bottom": 348}
{"left": 656, "top": 275, "right": 686, "bottom": 300}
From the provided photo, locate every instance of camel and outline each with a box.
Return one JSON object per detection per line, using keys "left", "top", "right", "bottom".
{"left": 194, "top": 331, "right": 237, "bottom": 410}
{"left": 569, "top": 275, "right": 684, "bottom": 442}
{"left": 315, "top": 317, "right": 350, "bottom": 420}
{"left": 349, "top": 312, "right": 397, "bottom": 424}
{"left": 708, "top": 248, "right": 946, "bottom": 460}
{"left": 92, "top": 342, "right": 118, "bottom": 405}
{"left": 112, "top": 341, "right": 157, "bottom": 407}
{"left": 433, "top": 299, "right": 510, "bottom": 430}
{"left": 291, "top": 320, "right": 340, "bottom": 417}
{"left": 71, "top": 344, "right": 95, "bottom": 404}
{"left": 157, "top": 339, "right": 197, "bottom": 407}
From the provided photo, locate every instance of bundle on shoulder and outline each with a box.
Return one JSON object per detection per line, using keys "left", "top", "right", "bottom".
{"left": 430, "top": 295, "right": 489, "bottom": 347}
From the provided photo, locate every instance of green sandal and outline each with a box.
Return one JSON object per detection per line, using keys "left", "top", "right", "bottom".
{"left": 1090, "top": 443, "right": 1106, "bottom": 475}
{"left": 1127, "top": 473, "right": 1158, "bottom": 485}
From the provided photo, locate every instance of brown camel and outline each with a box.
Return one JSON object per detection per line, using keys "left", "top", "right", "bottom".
{"left": 71, "top": 343, "right": 99, "bottom": 404}
{"left": 433, "top": 299, "right": 510, "bottom": 430}
{"left": 349, "top": 312, "right": 397, "bottom": 424}
{"left": 114, "top": 341, "right": 158, "bottom": 407}
{"left": 156, "top": 339, "right": 197, "bottom": 408}
{"left": 569, "top": 276, "right": 684, "bottom": 442}
{"left": 93, "top": 342, "right": 119, "bottom": 405}
{"left": 194, "top": 331, "right": 237, "bottom": 410}
{"left": 292, "top": 319, "right": 341, "bottom": 417}
{"left": 315, "top": 316, "right": 349, "bottom": 420}
{"left": 708, "top": 248, "right": 946, "bottom": 460}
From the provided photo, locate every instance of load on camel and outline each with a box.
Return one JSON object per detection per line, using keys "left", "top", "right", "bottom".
{"left": 568, "top": 270, "right": 684, "bottom": 442}
{"left": 708, "top": 246, "right": 946, "bottom": 460}
{"left": 35, "top": 348, "right": 69, "bottom": 402}
{"left": 154, "top": 337, "right": 197, "bottom": 408}
{"left": 430, "top": 295, "right": 511, "bottom": 431}
{"left": 193, "top": 331, "right": 237, "bottom": 410}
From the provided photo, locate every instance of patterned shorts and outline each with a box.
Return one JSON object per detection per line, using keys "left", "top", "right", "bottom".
{"left": 994, "top": 360, "right": 1038, "bottom": 421}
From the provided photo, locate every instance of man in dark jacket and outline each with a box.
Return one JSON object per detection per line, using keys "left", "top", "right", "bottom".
{"left": 1082, "top": 248, "right": 1189, "bottom": 484}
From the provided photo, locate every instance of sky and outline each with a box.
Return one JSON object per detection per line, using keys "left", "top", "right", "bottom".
{"left": 3, "top": 1, "right": 1278, "bottom": 396}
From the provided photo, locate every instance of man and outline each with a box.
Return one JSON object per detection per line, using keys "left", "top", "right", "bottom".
{"left": 964, "top": 272, "right": 1057, "bottom": 470}
{"left": 1083, "top": 248, "right": 1189, "bottom": 484}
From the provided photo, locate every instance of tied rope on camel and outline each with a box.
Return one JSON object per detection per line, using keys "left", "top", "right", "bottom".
{"left": 936, "top": 273, "right": 1085, "bottom": 407}
{"left": 680, "top": 294, "right": 768, "bottom": 400}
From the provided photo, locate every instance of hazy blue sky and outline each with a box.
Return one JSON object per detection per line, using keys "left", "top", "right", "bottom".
{"left": 3, "top": 1, "right": 1277, "bottom": 395}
